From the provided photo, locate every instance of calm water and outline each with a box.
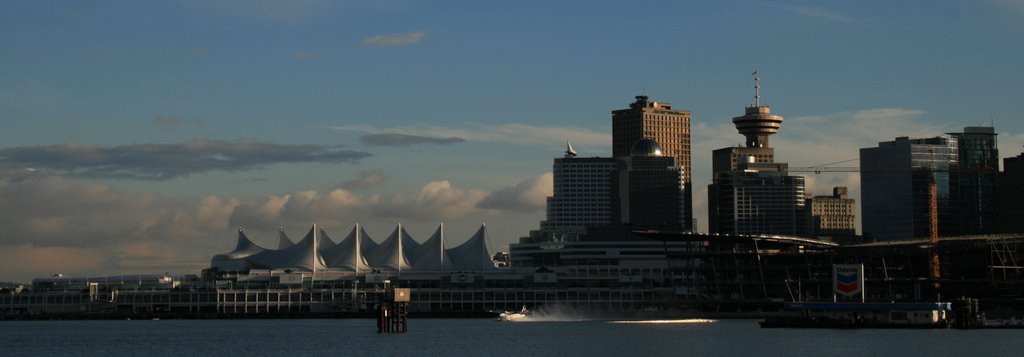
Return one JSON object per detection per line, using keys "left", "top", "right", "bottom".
{"left": 0, "top": 318, "right": 1020, "bottom": 356}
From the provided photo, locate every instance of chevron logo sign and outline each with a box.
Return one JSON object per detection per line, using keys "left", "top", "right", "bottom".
{"left": 833, "top": 264, "right": 864, "bottom": 297}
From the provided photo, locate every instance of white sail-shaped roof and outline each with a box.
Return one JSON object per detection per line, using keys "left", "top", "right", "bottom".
{"left": 397, "top": 224, "right": 421, "bottom": 258}
{"left": 410, "top": 224, "right": 454, "bottom": 272}
{"left": 447, "top": 224, "right": 496, "bottom": 271}
{"left": 324, "top": 224, "right": 374, "bottom": 272}
{"left": 246, "top": 225, "right": 329, "bottom": 272}
{"left": 277, "top": 228, "right": 295, "bottom": 250}
{"left": 365, "top": 224, "right": 416, "bottom": 271}
{"left": 317, "top": 228, "right": 338, "bottom": 254}
{"left": 210, "top": 228, "right": 265, "bottom": 271}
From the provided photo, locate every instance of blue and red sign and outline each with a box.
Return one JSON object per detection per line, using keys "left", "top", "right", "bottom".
{"left": 833, "top": 264, "right": 864, "bottom": 297}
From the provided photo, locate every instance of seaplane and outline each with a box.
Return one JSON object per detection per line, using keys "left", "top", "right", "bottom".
{"left": 497, "top": 306, "right": 530, "bottom": 321}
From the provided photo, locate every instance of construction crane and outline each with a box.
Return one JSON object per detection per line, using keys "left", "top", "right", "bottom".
{"left": 788, "top": 166, "right": 994, "bottom": 174}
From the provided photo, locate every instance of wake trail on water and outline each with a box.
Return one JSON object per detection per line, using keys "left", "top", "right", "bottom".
{"left": 608, "top": 319, "right": 718, "bottom": 324}
{"left": 505, "top": 305, "right": 718, "bottom": 324}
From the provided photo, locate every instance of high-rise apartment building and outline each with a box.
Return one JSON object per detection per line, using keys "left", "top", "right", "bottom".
{"left": 612, "top": 96, "right": 692, "bottom": 230}
{"left": 949, "top": 126, "right": 999, "bottom": 234}
{"left": 535, "top": 143, "right": 618, "bottom": 240}
{"left": 806, "top": 187, "right": 856, "bottom": 239}
{"left": 860, "top": 136, "right": 960, "bottom": 241}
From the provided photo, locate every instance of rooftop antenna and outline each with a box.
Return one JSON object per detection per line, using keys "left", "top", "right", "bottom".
{"left": 565, "top": 140, "right": 577, "bottom": 157}
{"left": 753, "top": 68, "right": 760, "bottom": 107}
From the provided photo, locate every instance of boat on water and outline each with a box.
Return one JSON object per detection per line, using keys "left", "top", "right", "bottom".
{"left": 497, "top": 306, "right": 530, "bottom": 321}
{"left": 759, "top": 302, "right": 952, "bottom": 328}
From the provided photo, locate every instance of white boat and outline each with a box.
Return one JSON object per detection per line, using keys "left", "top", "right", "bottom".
{"left": 497, "top": 306, "right": 530, "bottom": 321}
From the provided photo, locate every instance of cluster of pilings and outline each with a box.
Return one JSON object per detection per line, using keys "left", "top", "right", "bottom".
{"left": 376, "top": 287, "right": 410, "bottom": 333}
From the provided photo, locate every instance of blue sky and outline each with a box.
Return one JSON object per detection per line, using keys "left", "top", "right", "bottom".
{"left": 2, "top": 0, "right": 1022, "bottom": 282}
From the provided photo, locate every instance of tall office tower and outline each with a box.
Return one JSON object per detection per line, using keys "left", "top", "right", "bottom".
{"left": 860, "top": 136, "right": 960, "bottom": 241}
{"left": 709, "top": 72, "right": 806, "bottom": 236}
{"left": 805, "top": 186, "right": 857, "bottom": 239}
{"left": 710, "top": 157, "right": 806, "bottom": 235}
{"left": 614, "top": 138, "right": 687, "bottom": 229}
{"left": 1000, "top": 150, "right": 1024, "bottom": 233}
{"left": 535, "top": 142, "right": 619, "bottom": 240}
{"left": 612, "top": 96, "right": 692, "bottom": 230}
{"left": 949, "top": 127, "right": 999, "bottom": 234}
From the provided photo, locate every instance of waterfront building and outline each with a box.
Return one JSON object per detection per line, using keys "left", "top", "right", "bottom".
{"left": 708, "top": 73, "right": 807, "bottom": 236}
{"left": 535, "top": 143, "right": 618, "bottom": 240}
{"left": 949, "top": 126, "right": 999, "bottom": 234}
{"left": 860, "top": 136, "right": 960, "bottom": 241}
{"left": 612, "top": 96, "right": 693, "bottom": 230}
{"left": 1000, "top": 150, "right": 1024, "bottom": 233}
{"left": 210, "top": 223, "right": 494, "bottom": 274}
{"left": 13, "top": 228, "right": 1024, "bottom": 318}
{"left": 805, "top": 186, "right": 857, "bottom": 239}
{"left": 614, "top": 138, "right": 687, "bottom": 229}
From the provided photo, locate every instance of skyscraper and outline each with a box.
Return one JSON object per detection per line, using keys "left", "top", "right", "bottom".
{"left": 708, "top": 72, "right": 807, "bottom": 236}
{"left": 948, "top": 126, "right": 999, "bottom": 234}
{"left": 860, "top": 136, "right": 960, "bottom": 241}
{"left": 535, "top": 143, "right": 619, "bottom": 240}
{"left": 710, "top": 158, "right": 806, "bottom": 236}
{"left": 614, "top": 138, "right": 687, "bottom": 228}
{"left": 612, "top": 96, "right": 692, "bottom": 230}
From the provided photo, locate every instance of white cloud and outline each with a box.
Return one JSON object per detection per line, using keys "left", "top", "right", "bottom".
{"left": 477, "top": 173, "right": 553, "bottom": 212}
{"left": 361, "top": 32, "right": 425, "bottom": 47}
{"left": 0, "top": 173, "right": 543, "bottom": 282}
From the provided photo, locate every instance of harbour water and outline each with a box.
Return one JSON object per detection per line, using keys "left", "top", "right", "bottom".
{"left": 1, "top": 318, "right": 1021, "bottom": 356}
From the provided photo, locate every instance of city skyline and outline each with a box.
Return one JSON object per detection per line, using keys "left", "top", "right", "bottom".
{"left": 2, "top": 1, "right": 1024, "bottom": 282}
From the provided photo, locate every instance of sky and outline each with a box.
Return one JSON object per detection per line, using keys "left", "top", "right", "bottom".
{"left": 2, "top": 0, "right": 1023, "bottom": 283}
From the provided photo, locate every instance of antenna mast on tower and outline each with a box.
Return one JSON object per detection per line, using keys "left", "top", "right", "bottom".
{"left": 753, "top": 68, "right": 760, "bottom": 107}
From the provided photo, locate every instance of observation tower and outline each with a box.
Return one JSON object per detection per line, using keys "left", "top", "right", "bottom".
{"left": 732, "top": 70, "right": 784, "bottom": 148}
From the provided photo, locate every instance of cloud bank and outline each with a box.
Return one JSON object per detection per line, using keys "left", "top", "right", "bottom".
{"left": 0, "top": 139, "right": 372, "bottom": 180}
{"left": 0, "top": 172, "right": 548, "bottom": 282}
{"left": 477, "top": 173, "right": 553, "bottom": 212}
